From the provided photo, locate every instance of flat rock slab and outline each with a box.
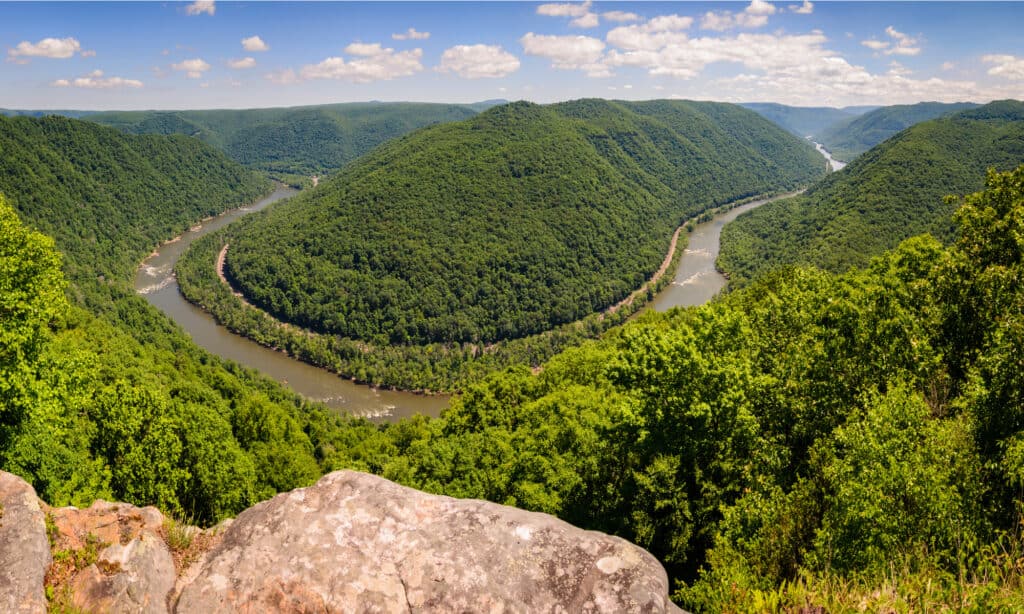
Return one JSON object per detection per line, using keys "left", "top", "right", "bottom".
{"left": 176, "top": 470, "right": 682, "bottom": 613}
{"left": 0, "top": 472, "right": 51, "bottom": 614}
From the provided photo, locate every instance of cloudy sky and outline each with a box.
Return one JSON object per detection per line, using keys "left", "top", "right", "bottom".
{"left": 2, "top": 1, "right": 1022, "bottom": 110}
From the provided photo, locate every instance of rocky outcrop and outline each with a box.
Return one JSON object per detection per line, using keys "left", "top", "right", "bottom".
{"left": 0, "top": 472, "right": 51, "bottom": 614}
{"left": 0, "top": 470, "right": 683, "bottom": 613}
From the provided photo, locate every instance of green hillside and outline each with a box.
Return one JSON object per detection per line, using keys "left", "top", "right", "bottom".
{"left": 718, "top": 100, "right": 1024, "bottom": 286}
{"left": 202, "top": 99, "right": 823, "bottom": 349}
{"left": 87, "top": 102, "right": 483, "bottom": 180}
{"left": 741, "top": 102, "right": 858, "bottom": 137}
{"left": 0, "top": 115, "right": 389, "bottom": 523}
{"left": 816, "top": 101, "right": 979, "bottom": 162}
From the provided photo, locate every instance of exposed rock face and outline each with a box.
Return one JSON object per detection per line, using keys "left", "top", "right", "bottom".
{"left": 176, "top": 470, "right": 682, "bottom": 613}
{"left": 46, "top": 499, "right": 177, "bottom": 613}
{"left": 0, "top": 470, "right": 682, "bottom": 613}
{"left": 0, "top": 472, "right": 51, "bottom": 614}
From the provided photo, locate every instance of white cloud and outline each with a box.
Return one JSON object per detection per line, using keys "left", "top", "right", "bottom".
{"left": 600, "top": 25, "right": 980, "bottom": 105}
{"left": 241, "top": 35, "right": 269, "bottom": 52}
{"left": 300, "top": 45, "right": 423, "bottom": 83}
{"left": 861, "top": 39, "right": 889, "bottom": 51}
{"left": 602, "top": 11, "right": 640, "bottom": 23}
{"left": 537, "top": 0, "right": 591, "bottom": 18}
{"left": 80, "top": 50, "right": 96, "bottom": 58}
{"left": 392, "top": 27, "right": 430, "bottom": 41}
{"left": 888, "top": 61, "right": 911, "bottom": 76}
{"left": 571, "top": 12, "right": 600, "bottom": 29}
{"left": 185, "top": 0, "right": 215, "bottom": 16}
{"left": 172, "top": 57, "right": 211, "bottom": 78}
{"left": 51, "top": 69, "right": 143, "bottom": 89}
{"left": 228, "top": 57, "right": 256, "bottom": 69}
{"left": 983, "top": 54, "right": 1024, "bottom": 81}
{"left": 520, "top": 32, "right": 610, "bottom": 77}
{"left": 8, "top": 37, "right": 82, "bottom": 60}
{"left": 884, "top": 26, "right": 921, "bottom": 56}
{"left": 941, "top": 61, "right": 955, "bottom": 71}
{"left": 265, "top": 68, "right": 299, "bottom": 84}
{"left": 537, "top": 1, "right": 599, "bottom": 29}
{"left": 437, "top": 44, "right": 520, "bottom": 78}
{"left": 789, "top": 0, "right": 813, "bottom": 14}
{"left": 701, "top": 0, "right": 777, "bottom": 31}
{"left": 606, "top": 16, "right": 693, "bottom": 52}
{"left": 344, "top": 42, "right": 390, "bottom": 56}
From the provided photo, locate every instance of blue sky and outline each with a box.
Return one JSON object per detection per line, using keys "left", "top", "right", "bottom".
{"left": 2, "top": 1, "right": 1022, "bottom": 110}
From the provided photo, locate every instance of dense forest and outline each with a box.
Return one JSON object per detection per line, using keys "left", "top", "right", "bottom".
{"left": 0, "top": 115, "right": 393, "bottom": 524}
{"left": 7, "top": 155, "right": 1024, "bottom": 610}
{"left": 740, "top": 102, "right": 860, "bottom": 138}
{"left": 719, "top": 100, "right": 1024, "bottom": 286}
{"left": 183, "top": 100, "right": 822, "bottom": 380}
{"left": 87, "top": 102, "right": 487, "bottom": 183}
{"left": 815, "top": 100, "right": 979, "bottom": 162}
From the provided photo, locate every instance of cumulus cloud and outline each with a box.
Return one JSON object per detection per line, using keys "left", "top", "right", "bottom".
{"left": 228, "top": 57, "right": 256, "bottom": 69}
{"left": 606, "top": 15, "right": 693, "bottom": 52}
{"left": 597, "top": 23, "right": 981, "bottom": 105}
{"left": 520, "top": 32, "right": 610, "bottom": 77}
{"left": 265, "top": 68, "right": 299, "bottom": 84}
{"left": 537, "top": 0, "right": 600, "bottom": 29}
{"left": 51, "top": 69, "right": 143, "bottom": 89}
{"left": 241, "top": 35, "right": 269, "bottom": 52}
{"left": 300, "top": 44, "right": 423, "bottom": 82}
{"left": 437, "top": 44, "right": 520, "bottom": 78}
{"left": 537, "top": 0, "right": 591, "bottom": 18}
{"left": 172, "top": 57, "right": 211, "bottom": 78}
{"left": 701, "top": 0, "right": 777, "bottom": 31}
{"left": 392, "top": 27, "right": 430, "bottom": 41}
{"left": 602, "top": 11, "right": 640, "bottom": 23}
{"left": 864, "top": 26, "right": 921, "bottom": 56}
{"left": 861, "top": 39, "right": 889, "bottom": 51}
{"left": 8, "top": 37, "right": 82, "bottom": 60}
{"left": 983, "top": 54, "right": 1024, "bottom": 80}
{"left": 884, "top": 26, "right": 921, "bottom": 56}
{"left": 185, "top": 0, "right": 215, "bottom": 16}
{"left": 789, "top": 0, "right": 814, "bottom": 14}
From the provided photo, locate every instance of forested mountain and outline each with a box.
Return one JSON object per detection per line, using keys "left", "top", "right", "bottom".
{"left": 0, "top": 115, "right": 391, "bottom": 524}
{"left": 0, "top": 115, "right": 268, "bottom": 282}
{"left": 210, "top": 99, "right": 824, "bottom": 349}
{"left": 718, "top": 100, "right": 1024, "bottom": 286}
{"left": 87, "top": 102, "right": 483, "bottom": 180}
{"left": 363, "top": 166, "right": 1024, "bottom": 611}
{"left": 1, "top": 109, "right": 98, "bottom": 119}
{"left": 740, "top": 102, "right": 859, "bottom": 137}
{"left": 816, "top": 100, "right": 979, "bottom": 161}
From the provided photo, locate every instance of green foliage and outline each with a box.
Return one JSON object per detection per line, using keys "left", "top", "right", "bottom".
{"left": 816, "top": 101, "right": 979, "bottom": 162}
{"left": 175, "top": 99, "right": 823, "bottom": 391}
{"left": 88, "top": 102, "right": 481, "bottom": 178}
{"left": 719, "top": 100, "right": 1024, "bottom": 286}
{"left": 0, "top": 116, "right": 384, "bottom": 524}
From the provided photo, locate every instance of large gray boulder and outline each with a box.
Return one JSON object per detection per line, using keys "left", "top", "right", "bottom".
{"left": 0, "top": 471, "right": 51, "bottom": 614}
{"left": 175, "top": 470, "right": 682, "bottom": 613}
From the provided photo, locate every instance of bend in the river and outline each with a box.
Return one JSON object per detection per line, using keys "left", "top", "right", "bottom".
{"left": 136, "top": 145, "right": 839, "bottom": 421}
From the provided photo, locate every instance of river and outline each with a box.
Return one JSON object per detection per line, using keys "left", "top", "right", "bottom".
{"left": 134, "top": 185, "right": 450, "bottom": 421}
{"left": 136, "top": 144, "right": 841, "bottom": 420}
{"left": 649, "top": 142, "right": 843, "bottom": 311}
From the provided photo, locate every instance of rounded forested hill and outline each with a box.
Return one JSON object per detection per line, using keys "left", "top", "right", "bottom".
{"left": 0, "top": 114, "right": 269, "bottom": 282}
{"left": 718, "top": 99, "right": 1024, "bottom": 287}
{"left": 222, "top": 99, "right": 825, "bottom": 345}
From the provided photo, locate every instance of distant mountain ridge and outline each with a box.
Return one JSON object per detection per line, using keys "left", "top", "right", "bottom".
{"left": 815, "top": 101, "right": 979, "bottom": 161}
{"left": 85, "top": 102, "right": 486, "bottom": 181}
{"left": 740, "top": 102, "right": 860, "bottom": 137}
